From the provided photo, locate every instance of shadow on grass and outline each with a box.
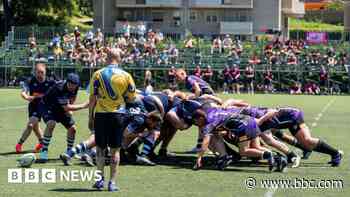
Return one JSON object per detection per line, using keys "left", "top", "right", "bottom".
{"left": 50, "top": 188, "right": 102, "bottom": 193}
{"left": 0, "top": 150, "right": 32, "bottom": 156}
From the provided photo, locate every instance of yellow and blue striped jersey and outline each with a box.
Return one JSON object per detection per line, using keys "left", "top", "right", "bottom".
{"left": 89, "top": 65, "right": 136, "bottom": 113}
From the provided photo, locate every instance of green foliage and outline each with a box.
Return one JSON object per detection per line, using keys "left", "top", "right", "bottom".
{"left": 326, "top": 1, "right": 344, "bottom": 11}
{"left": 10, "top": 0, "right": 80, "bottom": 26}
{"left": 290, "top": 18, "right": 344, "bottom": 32}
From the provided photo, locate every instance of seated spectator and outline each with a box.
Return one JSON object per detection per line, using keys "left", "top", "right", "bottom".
{"left": 249, "top": 53, "right": 261, "bottom": 65}
{"left": 185, "top": 37, "right": 194, "bottom": 48}
{"left": 290, "top": 82, "right": 302, "bottom": 95}
{"left": 223, "top": 34, "right": 233, "bottom": 52}
{"left": 287, "top": 52, "right": 297, "bottom": 65}
{"left": 136, "top": 21, "right": 146, "bottom": 39}
{"left": 211, "top": 36, "right": 222, "bottom": 54}
{"left": 74, "top": 27, "right": 81, "bottom": 42}
{"left": 168, "top": 45, "right": 179, "bottom": 64}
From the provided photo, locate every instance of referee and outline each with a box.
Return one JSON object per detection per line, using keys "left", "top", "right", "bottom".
{"left": 89, "top": 49, "right": 137, "bottom": 192}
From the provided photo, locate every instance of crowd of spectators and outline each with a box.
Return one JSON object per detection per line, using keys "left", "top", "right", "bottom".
{"left": 23, "top": 23, "right": 350, "bottom": 94}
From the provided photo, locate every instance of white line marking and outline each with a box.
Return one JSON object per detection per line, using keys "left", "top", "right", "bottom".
{"left": 310, "top": 98, "right": 336, "bottom": 128}
{"left": 0, "top": 105, "right": 26, "bottom": 111}
{"left": 264, "top": 98, "right": 336, "bottom": 197}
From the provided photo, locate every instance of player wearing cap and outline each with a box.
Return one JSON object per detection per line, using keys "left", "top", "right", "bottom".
{"left": 38, "top": 73, "right": 89, "bottom": 163}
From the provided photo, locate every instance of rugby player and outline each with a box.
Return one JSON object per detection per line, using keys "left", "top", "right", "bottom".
{"left": 175, "top": 69, "right": 215, "bottom": 97}
{"left": 89, "top": 49, "right": 137, "bottom": 191}
{"left": 38, "top": 73, "right": 88, "bottom": 162}
{"left": 16, "top": 63, "right": 55, "bottom": 153}
{"left": 192, "top": 107, "right": 288, "bottom": 172}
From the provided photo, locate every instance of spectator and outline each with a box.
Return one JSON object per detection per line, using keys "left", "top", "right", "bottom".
{"left": 223, "top": 34, "right": 233, "bottom": 52}
{"left": 211, "top": 36, "right": 222, "bottom": 54}
{"left": 230, "top": 65, "right": 241, "bottom": 94}
{"left": 136, "top": 21, "right": 146, "bottom": 39}
{"left": 263, "top": 69, "right": 273, "bottom": 93}
{"left": 168, "top": 66, "right": 177, "bottom": 90}
{"left": 290, "top": 82, "right": 302, "bottom": 95}
{"left": 193, "top": 65, "right": 202, "bottom": 78}
{"left": 222, "top": 65, "right": 232, "bottom": 94}
{"left": 245, "top": 65, "right": 255, "bottom": 94}
{"left": 202, "top": 65, "right": 213, "bottom": 83}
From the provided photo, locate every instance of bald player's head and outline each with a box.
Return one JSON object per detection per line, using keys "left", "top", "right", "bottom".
{"left": 35, "top": 63, "right": 46, "bottom": 82}
{"left": 107, "top": 48, "right": 122, "bottom": 65}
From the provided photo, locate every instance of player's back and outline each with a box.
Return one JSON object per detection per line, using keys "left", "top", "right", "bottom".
{"left": 91, "top": 65, "right": 136, "bottom": 113}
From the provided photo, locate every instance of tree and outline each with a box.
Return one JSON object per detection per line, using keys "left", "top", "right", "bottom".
{"left": 9, "top": 0, "right": 77, "bottom": 26}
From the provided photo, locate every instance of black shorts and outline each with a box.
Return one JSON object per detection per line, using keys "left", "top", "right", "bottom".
{"left": 40, "top": 104, "right": 75, "bottom": 129}
{"left": 94, "top": 113, "right": 129, "bottom": 149}
{"left": 28, "top": 102, "right": 42, "bottom": 120}
{"left": 245, "top": 77, "right": 254, "bottom": 84}
{"left": 275, "top": 108, "right": 305, "bottom": 136}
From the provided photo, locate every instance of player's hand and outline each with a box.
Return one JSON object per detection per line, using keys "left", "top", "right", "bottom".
{"left": 26, "top": 96, "right": 35, "bottom": 102}
{"left": 193, "top": 158, "right": 203, "bottom": 171}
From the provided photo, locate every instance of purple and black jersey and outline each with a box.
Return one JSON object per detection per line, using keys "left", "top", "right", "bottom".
{"left": 241, "top": 106, "right": 304, "bottom": 134}
{"left": 202, "top": 108, "right": 261, "bottom": 139}
{"left": 185, "top": 75, "right": 214, "bottom": 95}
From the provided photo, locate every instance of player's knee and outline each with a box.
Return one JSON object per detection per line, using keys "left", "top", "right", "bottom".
{"left": 46, "top": 121, "right": 56, "bottom": 130}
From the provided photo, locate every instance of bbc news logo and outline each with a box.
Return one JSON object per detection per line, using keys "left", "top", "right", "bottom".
{"left": 8, "top": 168, "right": 102, "bottom": 183}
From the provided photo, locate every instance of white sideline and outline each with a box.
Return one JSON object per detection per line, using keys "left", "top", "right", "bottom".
{"left": 311, "top": 98, "right": 336, "bottom": 128}
{"left": 263, "top": 98, "right": 336, "bottom": 197}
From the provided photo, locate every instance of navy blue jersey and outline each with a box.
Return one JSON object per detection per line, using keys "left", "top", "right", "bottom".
{"left": 172, "top": 100, "right": 202, "bottom": 125}
{"left": 42, "top": 81, "right": 78, "bottom": 113}
{"left": 22, "top": 76, "right": 55, "bottom": 101}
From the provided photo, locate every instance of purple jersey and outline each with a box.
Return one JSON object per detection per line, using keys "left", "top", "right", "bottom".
{"left": 185, "top": 75, "right": 214, "bottom": 95}
{"left": 202, "top": 108, "right": 260, "bottom": 139}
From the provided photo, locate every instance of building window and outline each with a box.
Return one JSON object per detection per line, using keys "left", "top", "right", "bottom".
{"left": 206, "top": 15, "right": 218, "bottom": 23}
{"left": 190, "top": 11, "right": 197, "bottom": 22}
{"left": 152, "top": 12, "right": 164, "bottom": 22}
{"left": 136, "top": 0, "right": 145, "bottom": 4}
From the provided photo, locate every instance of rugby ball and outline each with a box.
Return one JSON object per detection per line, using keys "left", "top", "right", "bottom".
{"left": 17, "top": 153, "right": 36, "bottom": 168}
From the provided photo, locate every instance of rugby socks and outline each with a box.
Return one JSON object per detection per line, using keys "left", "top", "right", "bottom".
{"left": 141, "top": 138, "right": 155, "bottom": 157}
{"left": 68, "top": 142, "right": 87, "bottom": 157}
{"left": 291, "top": 138, "right": 311, "bottom": 152}
{"left": 18, "top": 138, "right": 25, "bottom": 145}
{"left": 262, "top": 151, "right": 273, "bottom": 160}
{"left": 313, "top": 140, "right": 339, "bottom": 157}
{"left": 67, "top": 136, "right": 75, "bottom": 151}
{"left": 42, "top": 135, "right": 52, "bottom": 151}
{"left": 286, "top": 151, "right": 298, "bottom": 163}
{"left": 196, "top": 138, "right": 203, "bottom": 149}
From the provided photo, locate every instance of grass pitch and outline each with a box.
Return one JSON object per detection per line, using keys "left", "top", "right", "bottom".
{"left": 0, "top": 89, "right": 349, "bottom": 197}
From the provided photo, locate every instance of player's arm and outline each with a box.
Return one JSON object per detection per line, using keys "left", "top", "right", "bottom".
{"left": 222, "top": 99, "right": 250, "bottom": 108}
{"left": 256, "top": 109, "right": 278, "bottom": 126}
{"left": 124, "top": 74, "right": 137, "bottom": 104}
{"left": 20, "top": 81, "right": 35, "bottom": 102}
{"left": 193, "top": 82, "right": 202, "bottom": 97}
{"left": 194, "top": 132, "right": 211, "bottom": 171}
{"left": 88, "top": 75, "right": 98, "bottom": 131}
{"left": 200, "top": 94, "right": 223, "bottom": 105}
{"left": 63, "top": 101, "right": 89, "bottom": 112}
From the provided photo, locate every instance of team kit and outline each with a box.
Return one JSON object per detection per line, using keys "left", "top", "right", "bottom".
{"left": 16, "top": 53, "right": 342, "bottom": 192}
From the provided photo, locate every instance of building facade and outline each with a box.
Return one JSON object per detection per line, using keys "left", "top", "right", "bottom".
{"left": 93, "top": 0, "right": 305, "bottom": 38}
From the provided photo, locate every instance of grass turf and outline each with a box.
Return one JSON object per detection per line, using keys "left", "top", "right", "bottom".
{"left": 0, "top": 89, "right": 349, "bottom": 197}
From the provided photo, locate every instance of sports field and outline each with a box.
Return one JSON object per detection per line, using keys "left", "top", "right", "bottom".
{"left": 0, "top": 89, "right": 349, "bottom": 197}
